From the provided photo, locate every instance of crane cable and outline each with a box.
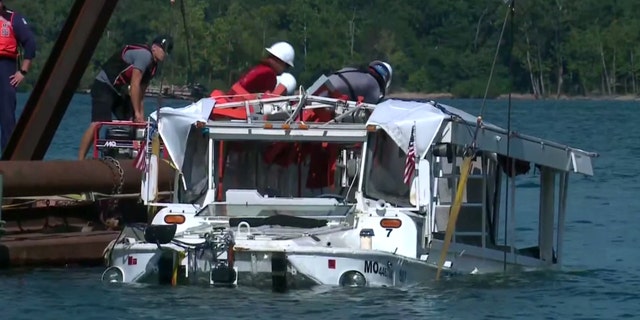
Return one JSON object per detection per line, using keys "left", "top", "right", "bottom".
{"left": 435, "top": 0, "right": 516, "bottom": 281}
{"left": 179, "top": 0, "right": 194, "bottom": 85}
{"left": 502, "top": 0, "right": 516, "bottom": 273}
{"left": 144, "top": 0, "right": 181, "bottom": 219}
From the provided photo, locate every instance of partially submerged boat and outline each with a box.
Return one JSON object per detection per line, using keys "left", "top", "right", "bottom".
{"left": 102, "top": 89, "right": 597, "bottom": 289}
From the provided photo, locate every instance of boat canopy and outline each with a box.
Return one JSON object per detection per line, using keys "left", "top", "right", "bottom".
{"left": 368, "top": 100, "right": 443, "bottom": 157}
{"left": 150, "top": 98, "right": 215, "bottom": 171}
{"left": 151, "top": 97, "right": 597, "bottom": 177}
{"left": 367, "top": 99, "right": 597, "bottom": 175}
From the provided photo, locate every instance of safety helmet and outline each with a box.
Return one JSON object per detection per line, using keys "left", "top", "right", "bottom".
{"left": 276, "top": 72, "right": 297, "bottom": 95}
{"left": 369, "top": 60, "right": 392, "bottom": 90}
{"left": 266, "top": 41, "right": 295, "bottom": 67}
{"left": 152, "top": 35, "right": 173, "bottom": 55}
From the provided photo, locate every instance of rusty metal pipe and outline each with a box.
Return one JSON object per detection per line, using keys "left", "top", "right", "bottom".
{"left": 0, "top": 159, "right": 174, "bottom": 197}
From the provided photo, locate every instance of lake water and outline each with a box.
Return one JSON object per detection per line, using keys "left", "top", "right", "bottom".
{"left": 0, "top": 93, "right": 638, "bottom": 319}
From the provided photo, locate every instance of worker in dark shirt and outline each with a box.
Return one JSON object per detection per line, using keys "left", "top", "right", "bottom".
{"left": 77, "top": 35, "right": 172, "bottom": 160}
{"left": 316, "top": 60, "right": 393, "bottom": 104}
{"left": 0, "top": 0, "right": 36, "bottom": 152}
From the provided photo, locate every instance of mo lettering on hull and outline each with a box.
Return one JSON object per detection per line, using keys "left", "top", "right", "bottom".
{"left": 363, "top": 260, "right": 406, "bottom": 282}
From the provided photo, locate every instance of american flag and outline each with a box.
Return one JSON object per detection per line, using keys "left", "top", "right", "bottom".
{"left": 403, "top": 124, "right": 416, "bottom": 185}
{"left": 133, "top": 124, "right": 154, "bottom": 171}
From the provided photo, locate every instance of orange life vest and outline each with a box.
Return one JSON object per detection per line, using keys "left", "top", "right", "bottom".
{"left": 0, "top": 12, "right": 18, "bottom": 59}
{"left": 208, "top": 83, "right": 284, "bottom": 120}
{"left": 208, "top": 89, "right": 254, "bottom": 120}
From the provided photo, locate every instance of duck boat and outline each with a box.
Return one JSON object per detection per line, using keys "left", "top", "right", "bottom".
{"left": 101, "top": 88, "right": 597, "bottom": 290}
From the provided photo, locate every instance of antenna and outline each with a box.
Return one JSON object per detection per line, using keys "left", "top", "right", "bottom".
{"left": 478, "top": 0, "right": 512, "bottom": 118}
{"left": 435, "top": 0, "right": 516, "bottom": 281}
{"left": 179, "top": 0, "right": 194, "bottom": 86}
{"left": 503, "top": 0, "right": 516, "bottom": 273}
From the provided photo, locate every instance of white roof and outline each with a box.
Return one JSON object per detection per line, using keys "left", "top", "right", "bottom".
{"left": 367, "top": 99, "right": 500, "bottom": 156}
{"left": 367, "top": 99, "right": 597, "bottom": 175}
{"left": 152, "top": 97, "right": 597, "bottom": 176}
{"left": 368, "top": 100, "right": 438, "bottom": 157}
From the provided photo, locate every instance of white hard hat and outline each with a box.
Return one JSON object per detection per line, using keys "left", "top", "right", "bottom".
{"left": 369, "top": 60, "right": 393, "bottom": 90}
{"left": 266, "top": 41, "right": 295, "bottom": 67}
{"left": 276, "top": 72, "right": 297, "bottom": 94}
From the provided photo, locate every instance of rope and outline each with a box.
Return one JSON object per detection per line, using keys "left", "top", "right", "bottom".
{"left": 435, "top": 155, "right": 474, "bottom": 280}
{"left": 2, "top": 200, "right": 38, "bottom": 210}
{"left": 141, "top": 0, "right": 177, "bottom": 213}
{"left": 179, "top": 0, "right": 194, "bottom": 85}
{"left": 503, "top": 0, "right": 516, "bottom": 272}
{"left": 435, "top": 1, "right": 515, "bottom": 280}
{"left": 478, "top": 2, "right": 513, "bottom": 118}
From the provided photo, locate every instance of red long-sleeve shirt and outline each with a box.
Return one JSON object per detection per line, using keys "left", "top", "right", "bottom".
{"left": 235, "top": 62, "right": 277, "bottom": 94}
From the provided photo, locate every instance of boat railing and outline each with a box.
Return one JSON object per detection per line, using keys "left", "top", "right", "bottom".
{"left": 233, "top": 223, "right": 353, "bottom": 241}
{"left": 206, "top": 94, "right": 377, "bottom": 126}
{"left": 210, "top": 94, "right": 377, "bottom": 111}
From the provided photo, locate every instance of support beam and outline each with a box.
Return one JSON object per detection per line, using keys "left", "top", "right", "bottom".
{"left": 538, "top": 167, "right": 556, "bottom": 264}
{"left": 3, "top": 0, "right": 119, "bottom": 160}
{"left": 0, "top": 159, "right": 174, "bottom": 197}
{"left": 556, "top": 172, "right": 569, "bottom": 265}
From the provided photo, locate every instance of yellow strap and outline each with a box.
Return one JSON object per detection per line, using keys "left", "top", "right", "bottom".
{"left": 64, "top": 194, "right": 86, "bottom": 201}
{"left": 162, "top": 158, "right": 179, "bottom": 171}
{"left": 1, "top": 200, "right": 38, "bottom": 210}
{"left": 170, "top": 251, "right": 186, "bottom": 286}
{"left": 436, "top": 155, "right": 473, "bottom": 280}
{"left": 151, "top": 132, "right": 161, "bottom": 157}
{"left": 171, "top": 252, "right": 179, "bottom": 286}
{"left": 151, "top": 132, "right": 161, "bottom": 201}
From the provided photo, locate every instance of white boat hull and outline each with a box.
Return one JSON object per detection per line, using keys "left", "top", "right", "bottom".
{"left": 104, "top": 243, "right": 449, "bottom": 288}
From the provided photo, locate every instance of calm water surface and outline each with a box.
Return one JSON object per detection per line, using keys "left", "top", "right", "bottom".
{"left": 0, "top": 94, "right": 638, "bottom": 319}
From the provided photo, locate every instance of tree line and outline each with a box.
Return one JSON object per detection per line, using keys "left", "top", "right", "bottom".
{"left": 8, "top": 0, "right": 640, "bottom": 98}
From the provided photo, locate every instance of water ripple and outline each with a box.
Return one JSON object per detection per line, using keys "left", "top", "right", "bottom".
{"left": 3, "top": 97, "right": 640, "bottom": 318}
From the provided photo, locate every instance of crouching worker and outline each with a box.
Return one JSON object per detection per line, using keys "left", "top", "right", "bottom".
{"left": 313, "top": 60, "right": 392, "bottom": 104}
{"left": 209, "top": 41, "right": 295, "bottom": 120}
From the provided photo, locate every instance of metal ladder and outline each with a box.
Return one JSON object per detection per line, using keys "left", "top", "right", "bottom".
{"left": 432, "top": 152, "right": 488, "bottom": 247}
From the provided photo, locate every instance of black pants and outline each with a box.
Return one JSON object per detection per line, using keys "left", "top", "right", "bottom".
{"left": 0, "top": 58, "right": 17, "bottom": 151}
{"left": 90, "top": 80, "right": 133, "bottom": 122}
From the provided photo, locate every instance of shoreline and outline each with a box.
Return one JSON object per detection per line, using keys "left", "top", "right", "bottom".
{"left": 387, "top": 92, "right": 640, "bottom": 101}
{"left": 75, "top": 84, "right": 197, "bottom": 101}
{"left": 72, "top": 87, "right": 640, "bottom": 102}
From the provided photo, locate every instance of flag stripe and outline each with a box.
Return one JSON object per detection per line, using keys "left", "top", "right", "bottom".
{"left": 403, "top": 125, "right": 416, "bottom": 185}
{"left": 133, "top": 140, "right": 147, "bottom": 171}
{"left": 133, "top": 123, "right": 155, "bottom": 172}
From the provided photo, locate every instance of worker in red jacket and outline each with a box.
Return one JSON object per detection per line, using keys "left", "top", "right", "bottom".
{"left": 234, "top": 41, "right": 295, "bottom": 95}
{"left": 209, "top": 41, "right": 295, "bottom": 119}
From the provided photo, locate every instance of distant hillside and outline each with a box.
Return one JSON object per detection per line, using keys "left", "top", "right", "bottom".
{"left": 7, "top": 0, "right": 640, "bottom": 99}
